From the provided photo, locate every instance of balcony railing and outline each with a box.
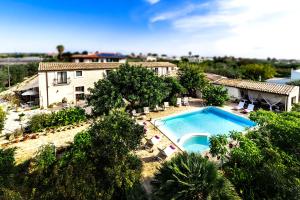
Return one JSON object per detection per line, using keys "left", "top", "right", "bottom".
{"left": 53, "top": 77, "right": 71, "bottom": 85}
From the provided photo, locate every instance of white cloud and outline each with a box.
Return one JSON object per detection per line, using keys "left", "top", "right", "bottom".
{"left": 149, "top": 0, "right": 300, "bottom": 58}
{"left": 150, "top": 3, "right": 209, "bottom": 23}
{"left": 145, "top": 0, "right": 160, "bottom": 5}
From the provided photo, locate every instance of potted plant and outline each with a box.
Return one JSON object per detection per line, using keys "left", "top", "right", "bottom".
{"left": 62, "top": 97, "right": 68, "bottom": 108}
{"left": 18, "top": 113, "right": 25, "bottom": 121}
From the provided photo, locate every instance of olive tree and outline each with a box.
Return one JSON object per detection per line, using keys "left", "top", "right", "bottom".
{"left": 88, "top": 63, "right": 169, "bottom": 116}
{"left": 178, "top": 62, "right": 208, "bottom": 97}
{"left": 202, "top": 84, "right": 229, "bottom": 106}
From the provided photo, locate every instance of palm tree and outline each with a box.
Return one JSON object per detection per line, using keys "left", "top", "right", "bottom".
{"left": 56, "top": 45, "right": 65, "bottom": 60}
{"left": 151, "top": 153, "right": 240, "bottom": 200}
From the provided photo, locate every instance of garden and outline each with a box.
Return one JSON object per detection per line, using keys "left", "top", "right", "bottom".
{"left": 87, "top": 63, "right": 229, "bottom": 117}
{"left": 0, "top": 65, "right": 263, "bottom": 200}
{"left": 1, "top": 107, "right": 88, "bottom": 146}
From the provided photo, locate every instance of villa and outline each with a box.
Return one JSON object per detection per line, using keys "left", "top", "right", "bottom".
{"left": 71, "top": 52, "right": 127, "bottom": 63}
{"left": 38, "top": 62, "right": 177, "bottom": 108}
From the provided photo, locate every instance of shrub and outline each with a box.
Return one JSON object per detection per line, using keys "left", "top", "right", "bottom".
{"left": 152, "top": 153, "right": 240, "bottom": 199}
{"left": 28, "top": 107, "right": 86, "bottom": 132}
{"left": 163, "top": 77, "right": 186, "bottom": 105}
{"left": 291, "top": 103, "right": 300, "bottom": 112}
{"left": 33, "top": 144, "right": 56, "bottom": 171}
{"left": 0, "top": 106, "right": 6, "bottom": 134}
{"left": 12, "top": 128, "right": 23, "bottom": 138}
{"left": 287, "top": 79, "right": 300, "bottom": 86}
{"left": 73, "top": 131, "right": 92, "bottom": 151}
{"left": 18, "top": 113, "right": 25, "bottom": 121}
{"left": 0, "top": 148, "right": 16, "bottom": 188}
{"left": 28, "top": 113, "right": 50, "bottom": 132}
{"left": 202, "top": 84, "right": 229, "bottom": 106}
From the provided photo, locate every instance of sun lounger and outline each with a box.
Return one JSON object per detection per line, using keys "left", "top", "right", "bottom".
{"left": 155, "top": 105, "right": 163, "bottom": 112}
{"left": 145, "top": 135, "right": 161, "bottom": 149}
{"left": 143, "top": 107, "right": 150, "bottom": 114}
{"left": 161, "top": 144, "right": 177, "bottom": 157}
{"left": 163, "top": 102, "right": 169, "bottom": 110}
{"left": 131, "top": 109, "right": 139, "bottom": 117}
{"left": 234, "top": 101, "right": 245, "bottom": 110}
{"left": 183, "top": 97, "right": 189, "bottom": 106}
{"left": 243, "top": 104, "right": 255, "bottom": 113}
{"left": 176, "top": 98, "right": 182, "bottom": 107}
{"left": 150, "top": 135, "right": 161, "bottom": 145}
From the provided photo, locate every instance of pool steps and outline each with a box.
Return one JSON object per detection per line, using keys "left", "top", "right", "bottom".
{"left": 178, "top": 133, "right": 210, "bottom": 145}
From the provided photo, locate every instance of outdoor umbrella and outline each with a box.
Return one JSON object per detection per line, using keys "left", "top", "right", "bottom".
{"left": 22, "top": 90, "right": 38, "bottom": 96}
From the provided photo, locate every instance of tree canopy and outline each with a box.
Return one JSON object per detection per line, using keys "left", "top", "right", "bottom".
{"left": 163, "top": 76, "right": 186, "bottom": 105}
{"left": 241, "top": 64, "right": 276, "bottom": 81}
{"left": 202, "top": 84, "right": 229, "bottom": 106}
{"left": 88, "top": 63, "right": 169, "bottom": 116}
{"left": 0, "top": 110, "right": 147, "bottom": 200}
{"left": 178, "top": 62, "right": 207, "bottom": 97}
{"left": 56, "top": 45, "right": 65, "bottom": 60}
{"left": 0, "top": 63, "right": 38, "bottom": 91}
{"left": 152, "top": 153, "right": 240, "bottom": 200}
{"left": 209, "top": 110, "right": 300, "bottom": 200}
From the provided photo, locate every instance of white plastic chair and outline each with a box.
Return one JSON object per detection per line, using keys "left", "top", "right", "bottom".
{"left": 244, "top": 104, "right": 255, "bottom": 113}
{"left": 183, "top": 97, "right": 189, "bottom": 106}
{"left": 143, "top": 107, "right": 150, "bottom": 114}
{"left": 234, "top": 101, "right": 245, "bottom": 110}
{"left": 132, "top": 109, "right": 139, "bottom": 117}
{"left": 176, "top": 98, "right": 182, "bottom": 107}
{"left": 163, "top": 102, "right": 169, "bottom": 110}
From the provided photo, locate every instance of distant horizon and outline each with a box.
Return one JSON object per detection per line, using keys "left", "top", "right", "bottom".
{"left": 1, "top": 51, "right": 299, "bottom": 61}
{"left": 1, "top": 0, "right": 300, "bottom": 59}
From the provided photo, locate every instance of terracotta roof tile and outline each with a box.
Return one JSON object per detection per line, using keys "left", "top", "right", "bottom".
{"left": 214, "top": 78, "right": 297, "bottom": 95}
{"left": 38, "top": 62, "right": 176, "bottom": 71}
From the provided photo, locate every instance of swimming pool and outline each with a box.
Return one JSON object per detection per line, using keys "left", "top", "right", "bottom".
{"left": 154, "top": 107, "right": 256, "bottom": 153}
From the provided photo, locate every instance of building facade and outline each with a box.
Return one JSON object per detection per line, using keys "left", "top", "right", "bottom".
{"left": 213, "top": 78, "right": 299, "bottom": 111}
{"left": 291, "top": 68, "right": 300, "bottom": 81}
{"left": 38, "top": 62, "right": 177, "bottom": 108}
{"left": 71, "top": 52, "right": 127, "bottom": 63}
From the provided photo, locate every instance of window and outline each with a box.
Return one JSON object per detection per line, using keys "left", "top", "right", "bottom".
{"left": 154, "top": 68, "right": 159, "bottom": 74}
{"left": 76, "top": 93, "right": 85, "bottom": 101}
{"left": 57, "top": 72, "right": 67, "bottom": 84}
{"left": 76, "top": 71, "right": 83, "bottom": 77}
{"left": 75, "top": 86, "right": 84, "bottom": 92}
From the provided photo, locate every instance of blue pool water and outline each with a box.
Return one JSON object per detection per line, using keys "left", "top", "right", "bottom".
{"left": 181, "top": 135, "right": 210, "bottom": 153}
{"left": 156, "top": 107, "right": 256, "bottom": 153}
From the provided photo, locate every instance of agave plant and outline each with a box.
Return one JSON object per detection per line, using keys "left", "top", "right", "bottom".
{"left": 152, "top": 153, "right": 240, "bottom": 200}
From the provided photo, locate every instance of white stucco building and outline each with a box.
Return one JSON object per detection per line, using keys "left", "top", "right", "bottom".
{"left": 146, "top": 56, "right": 157, "bottom": 62}
{"left": 72, "top": 52, "right": 127, "bottom": 63}
{"left": 38, "top": 62, "right": 177, "bottom": 108}
{"left": 212, "top": 78, "right": 299, "bottom": 111}
{"left": 291, "top": 68, "right": 300, "bottom": 81}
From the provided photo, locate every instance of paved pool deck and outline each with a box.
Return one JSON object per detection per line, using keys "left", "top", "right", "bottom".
{"left": 135, "top": 99, "right": 250, "bottom": 194}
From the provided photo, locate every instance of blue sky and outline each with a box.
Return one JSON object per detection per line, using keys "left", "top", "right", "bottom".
{"left": 1, "top": 0, "right": 300, "bottom": 58}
